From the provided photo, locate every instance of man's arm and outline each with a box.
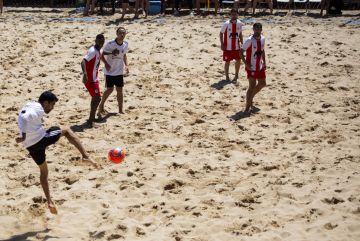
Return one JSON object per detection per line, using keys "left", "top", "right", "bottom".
{"left": 219, "top": 32, "right": 224, "bottom": 51}
{"left": 262, "top": 50, "right": 266, "bottom": 69}
{"left": 81, "top": 59, "right": 88, "bottom": 83}
{"left": 240, "top": 49, "right": 246, "bottom": 66}
{"left": 123, "top": 54, "right": 129, "bottom": 74}
{"left": 101, "top": 51, "right": 111, "bottom": 71}
{"left": 240, "top": 32, "right": 243, "bottom": 45}
{"left": 15, "top": 133, "right": 26, "bottom": 143}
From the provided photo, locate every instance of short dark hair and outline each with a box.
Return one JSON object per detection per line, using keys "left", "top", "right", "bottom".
{"left": 96, "top": 33, "right": 104, "bottom": 40}
{"left": 230, "top": 8, "right": 238, "bottom": 14}
{"left": 253, "top": 23, "right": 262, "bottom": 29}
{"left": 116, "top": 27, "right": 126, "bottom": 33}
{"left": 38, "top": 91, "right": 58, "bottom": 104}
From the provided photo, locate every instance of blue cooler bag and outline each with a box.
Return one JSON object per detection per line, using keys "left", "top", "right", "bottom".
{"left": 149, "top": 1, "right": 161, "bottom": 15}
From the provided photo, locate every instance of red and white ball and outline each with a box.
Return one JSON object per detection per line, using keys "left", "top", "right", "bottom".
{"left": 108, "top": 147, "right": 125, "bottom": 164}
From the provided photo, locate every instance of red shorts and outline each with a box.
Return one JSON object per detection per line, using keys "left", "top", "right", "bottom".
{"left": 223, "top": 50, "right": 241, "bottom": 62}
{"left": 85, "top": 81, "right": 101, "bottom": 97}
{"left": 246, "top": 69, "right": 266, "bottom": 80}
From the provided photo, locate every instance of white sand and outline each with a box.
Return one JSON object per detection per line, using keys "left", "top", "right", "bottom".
{"left": 0, "top": 7, "right": 359, "bottom": 241}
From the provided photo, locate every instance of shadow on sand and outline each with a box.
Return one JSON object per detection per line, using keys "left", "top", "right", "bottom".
{"left": 229, "top": 106, "right": 261, "bottom": 121}
{"left": 0, "top": 228, "right": 55, "bottom": 241}
{"left": 211, "top": 79, "right": 235, "bottom": 90}
{"left": 70, "top": 112, "right": 117, "bottom": 132}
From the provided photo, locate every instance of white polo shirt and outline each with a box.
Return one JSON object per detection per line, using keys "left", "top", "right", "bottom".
{"left": 18, "top": 101, "right": 46, "bottom": 148}
{"left": 103, "top": 40, "right": 129, "bottom": 76}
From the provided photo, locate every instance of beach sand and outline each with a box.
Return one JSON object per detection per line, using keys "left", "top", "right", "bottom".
{"left": 0, "top": 7, "right": 359, "bottom": 241}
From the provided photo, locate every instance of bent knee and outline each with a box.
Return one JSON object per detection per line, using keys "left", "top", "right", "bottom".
{"left": 60, "top": 126, "right": 71, "bottom": 135}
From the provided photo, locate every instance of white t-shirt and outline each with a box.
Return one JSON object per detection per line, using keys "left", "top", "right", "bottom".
{"left": 220, "top": 19, "right": 243, "bottom": 51}
{"left": 103, "top": 40, "right": 129, "bottom": 76}
{"left": 18, "top": 101, "right": 46, "bottom": 148}
{"left": 242, "top": 35, "right": 266, "bottom": 72}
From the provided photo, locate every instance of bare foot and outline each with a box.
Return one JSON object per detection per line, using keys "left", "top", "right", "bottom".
{"left": 84, "top": 120, "right": 99, "bottom": 128}
{"left": 48, "top": 202, "right": 58, "bottom": 214}
{"left": 97, "top": 109, "right": 109, "bottom": 117}
{"left": 233, "top": 76, "right": 239, "bottom": 86}
{"left": 82, "top": 156, "right": 101, "bottom": 169}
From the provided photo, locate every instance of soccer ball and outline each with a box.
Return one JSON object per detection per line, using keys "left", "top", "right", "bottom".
{"left": 108, "top": 147, "right": 125, "bottom": 164}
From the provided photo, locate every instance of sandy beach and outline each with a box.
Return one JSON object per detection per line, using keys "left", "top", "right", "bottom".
{"left": 0, "top": 7, "right": 359, "bottom": 241}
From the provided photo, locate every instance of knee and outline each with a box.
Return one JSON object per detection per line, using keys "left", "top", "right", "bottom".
{"left": 61, "top": 126, "right": 71, "bottom": 135}
{"left": 259, "top": 81, "right": 266, "bottom": 88}
{"left": 94, "top": 96, "right": 101, "bottom": 103}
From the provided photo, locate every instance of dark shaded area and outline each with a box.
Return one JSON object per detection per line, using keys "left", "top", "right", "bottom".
{"left": 0, "top": 229, "right": 56, "bottom": 241}
{"left": 229, "top": 111, "right": 251, "bottom": 121}
{"left": 229, "top": 106, "right": 260, "bottom": 121}
{"left": 70, "top": 112, "right": 117, "bottom": 132}
{"left": 211, "top": 79, "right": 235, "bottom": 90}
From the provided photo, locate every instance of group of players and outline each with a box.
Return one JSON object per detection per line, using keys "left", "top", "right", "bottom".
{"left": 15, "top": 9, "right": 267, "bottom": 214}
{"left": 15, "top": 26, "right": 129, "bottom": 214}
{"left": 220, "top": 8, "right": 267, "bottom": 113}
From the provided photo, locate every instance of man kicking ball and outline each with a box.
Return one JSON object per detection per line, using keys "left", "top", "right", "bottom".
{"left": 16, "top": 91, "right": 99, "bottom": 214}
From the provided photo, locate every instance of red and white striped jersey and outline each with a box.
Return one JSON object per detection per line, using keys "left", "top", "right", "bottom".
{"left": 220, "top": 20, "right": 243, "bottom": 51}
{"left": 242, "top": 35, "right": 265, "bottom": 72}
{"left": 84, "top": 46, "right": 101, "bottom": 82}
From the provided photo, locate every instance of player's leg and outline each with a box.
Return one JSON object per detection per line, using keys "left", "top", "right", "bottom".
{"left": 214, "top": 0, "right": 219, "bottom": 15}
{"left": 267, "top": 0, "right": 273, "bottom": 14}
{"left": 98, "top": 76, "right": 114, "bottom": 115}
{"left": 252, "top": 0, "right": 258, "bottom": 15}
{"left": 196, "top": 0, "right": 201, "bottom": 14}
{"left": 38, "top": 161, "right": 57, "bottom": 214}
{"left": 320, "top": 0, "right": 329, "bottom": 16}
{"left": 90, "top": 0, "right": 96, "bottom": 14}
{"left": 143, "top": 0, "right": 149, "bottom": 17}
{"left": 116, "top": 86, "right": 124, "bottom": 113}
{"left": 234, "top": 59, "right": 240, "bottom": 82}
{"left": 114, "top": 75, "right": 125, "bottom": 114}
{"left": 89, "top": 96, "right": 101, "bottom": 124}
{"left": 60, "top": 127, "right": 99, "bottom": 169}
{"left": 224, "top": 61, "right": 231, "bottom": 81}
{"left": 84, "top": 0, "right": 91, "bottom": 15}
{"left": 244, "top": 0, "right": 251, "bottom": 14}
{"left": 98, "top": 87, "right": 113, "bottom": 115}
{"left": 245, "top": 77, "right": 256, "bottom": 112}
{"left": 60, "top": 126, "right": 89, "bottom": 158}
{"left": 120, "top": 3, "right": 128, "bottom": 19}
{"left": 134, "top": 0, "right": 140, "bottom": 18}
{"left": 252, "top": 78, "right": 266, "bottom": 98}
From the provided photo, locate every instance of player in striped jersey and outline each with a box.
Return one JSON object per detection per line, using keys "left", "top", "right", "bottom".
{"left": 240, "top": 23, "right": 267, "bottom": 113}
{"left": 220, "top": 8, "right": 243, "bottom": 84}
{"left": 81, "top": 34, "right": 105, "bottom": 127}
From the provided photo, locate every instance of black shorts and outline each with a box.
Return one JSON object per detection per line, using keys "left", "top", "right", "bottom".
{"left": 105, "top": 75, "right": 124, "bottom": 88}
{"left": 26, "top": 126, "right": 62, "bottom": 165}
